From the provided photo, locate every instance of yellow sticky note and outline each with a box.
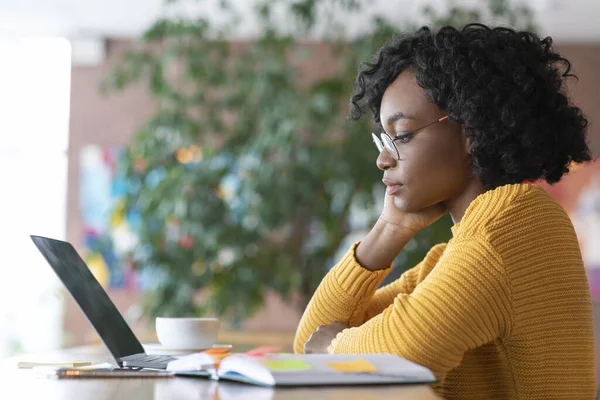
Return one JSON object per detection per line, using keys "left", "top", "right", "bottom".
{"left": 261, "top": 359, "right": 312, "bottom": 372}
{"left": 327, "top": 358, "right": 377, "bottom": 373}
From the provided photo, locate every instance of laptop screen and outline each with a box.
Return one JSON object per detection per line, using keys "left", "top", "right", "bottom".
{"left": 30, "top": 235, "right": 145, "bottom": 360}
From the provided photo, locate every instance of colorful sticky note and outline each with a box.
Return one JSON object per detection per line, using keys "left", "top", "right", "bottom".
{"left": 202, "top": 347, "right": 232, "bottom": 355}
{"left": 245, "top": 346, "right": 282, "bottom": 357}
{"left": 261, "top": 359, "right": 312, "bottom": 372}
{"left": 327, "top": 358, "right": 378, "bottom": 373}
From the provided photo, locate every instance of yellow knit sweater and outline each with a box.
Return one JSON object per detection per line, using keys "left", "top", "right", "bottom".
{"left": 294, "top": 183, "right": 596, "bottom": 399}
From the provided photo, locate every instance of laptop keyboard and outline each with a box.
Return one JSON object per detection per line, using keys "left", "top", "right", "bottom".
{"left": 120, "top": 353, "right": 178, "bottom": 369}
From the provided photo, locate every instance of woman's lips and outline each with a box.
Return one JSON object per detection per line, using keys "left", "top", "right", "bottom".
{"left": 383, "top": 178, "right": 403, "bottom": 195}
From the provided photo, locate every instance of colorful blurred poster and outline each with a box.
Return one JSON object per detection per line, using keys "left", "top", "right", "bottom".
{"left": 540, "top": 160, "right": 600, "bottom": 299}
{"left": 79, "top": 145, "right": 147, "bottom": 290}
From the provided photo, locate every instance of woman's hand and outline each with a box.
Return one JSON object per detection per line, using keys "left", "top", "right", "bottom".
{"left": 380, "top": 192, "right": 447, "bottom": 236}
{"left": 303, "top": 322, "right": 349, "bottom": 354}
{"left": 355, "top": 192, "right": 447, "bottom": 271}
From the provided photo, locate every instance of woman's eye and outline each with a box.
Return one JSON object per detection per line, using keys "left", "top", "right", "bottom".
{"left": 395, "top": 133, "right": 414, "bottom": 144}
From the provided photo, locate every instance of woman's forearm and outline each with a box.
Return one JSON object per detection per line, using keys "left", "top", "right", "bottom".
{"left": 293, "top": 219, "right": 415, "bottom": 353}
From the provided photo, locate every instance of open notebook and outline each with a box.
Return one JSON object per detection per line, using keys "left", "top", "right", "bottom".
{"left": 167, "top": 352, "right": 437, "bottom": 387}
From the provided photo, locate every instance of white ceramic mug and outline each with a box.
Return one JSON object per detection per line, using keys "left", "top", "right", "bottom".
{"left": 155, "top": 317, "right": 220, "bottom": 350}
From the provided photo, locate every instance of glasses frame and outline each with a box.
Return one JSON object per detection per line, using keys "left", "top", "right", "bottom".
{"left": 372, "top": 115, "right": 449, "bottom": 160}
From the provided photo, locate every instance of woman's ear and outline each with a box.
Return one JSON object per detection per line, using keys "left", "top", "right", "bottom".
{"left": 462, "top": 127, "right": 472, "bottom": 155}
{"left": 465, "top": 137, "right": 472, "bottom": 155}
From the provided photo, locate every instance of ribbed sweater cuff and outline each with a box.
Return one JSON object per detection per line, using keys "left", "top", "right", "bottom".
{"left": 332, "top": 242, "right": 391, "bottom": 299}
{"left": 327, "top": 328, "right": 352, "bottom": 354}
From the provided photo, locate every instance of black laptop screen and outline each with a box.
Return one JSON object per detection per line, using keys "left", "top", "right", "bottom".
{"left": 31, "top": 235, "right": 145, "bottom": 360}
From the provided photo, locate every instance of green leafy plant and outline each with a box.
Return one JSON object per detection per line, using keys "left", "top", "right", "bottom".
{"left": 102, "top": 0, "right": 535, "bottom": 325}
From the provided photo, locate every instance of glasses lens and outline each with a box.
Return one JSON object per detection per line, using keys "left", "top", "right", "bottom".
{"left": 381, "top": 133, "right": 399, "bottom": 160}
{"left": 372, "top": 133, "right": 384, "bottom": 153}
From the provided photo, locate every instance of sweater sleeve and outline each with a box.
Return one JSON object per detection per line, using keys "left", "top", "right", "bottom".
{"left": 293, "top": 242, "right": 391, "bottom": 354}
{"left": 363, "top": 243, "right": 448, "bottom": 321}
{"left": 293, "top": 242, "right": 446, "bottom": 354}
{"left": 328, "top": 238, "right": 513, "bottom": 382}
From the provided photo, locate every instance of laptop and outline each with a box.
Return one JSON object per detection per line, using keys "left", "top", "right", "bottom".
{"left": 30, "top": 235, "right": 177, "bottom": 369}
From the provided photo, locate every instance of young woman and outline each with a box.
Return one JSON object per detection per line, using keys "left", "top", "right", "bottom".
{"left": 294, "top": 23, "right": 596, "bottom": 399}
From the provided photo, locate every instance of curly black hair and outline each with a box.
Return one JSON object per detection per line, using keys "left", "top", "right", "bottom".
{"left": 350, "top": 23, "right": 592, "bottom": 190}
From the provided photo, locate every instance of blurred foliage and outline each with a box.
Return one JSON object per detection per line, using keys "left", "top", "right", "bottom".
{"left": 102, "top": 0, "right": 535, "bottom": 325}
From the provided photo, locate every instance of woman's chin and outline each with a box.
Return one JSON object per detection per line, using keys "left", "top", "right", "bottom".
{"left": 393, "top": 195, "right": 412, "bottom": 212}
{"left": 393, "top": 194, "right": 425, "bottom": 214}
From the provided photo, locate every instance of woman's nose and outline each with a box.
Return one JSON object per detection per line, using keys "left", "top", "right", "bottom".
{"left": 376, "top": 150, "right": 397, "bottom": 171}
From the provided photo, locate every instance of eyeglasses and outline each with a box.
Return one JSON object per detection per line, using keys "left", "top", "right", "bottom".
{"left": 372, "top": 115, "right": 449, "bottom": 160}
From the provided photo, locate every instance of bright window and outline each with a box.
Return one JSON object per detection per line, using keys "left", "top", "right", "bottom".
{"left": 0, "top": 38, "right": 71, "bottom": 358}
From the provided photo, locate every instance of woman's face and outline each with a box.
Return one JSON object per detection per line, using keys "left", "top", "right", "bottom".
{"left": 377, "top": 70, "right": 472, "bottom": 212}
